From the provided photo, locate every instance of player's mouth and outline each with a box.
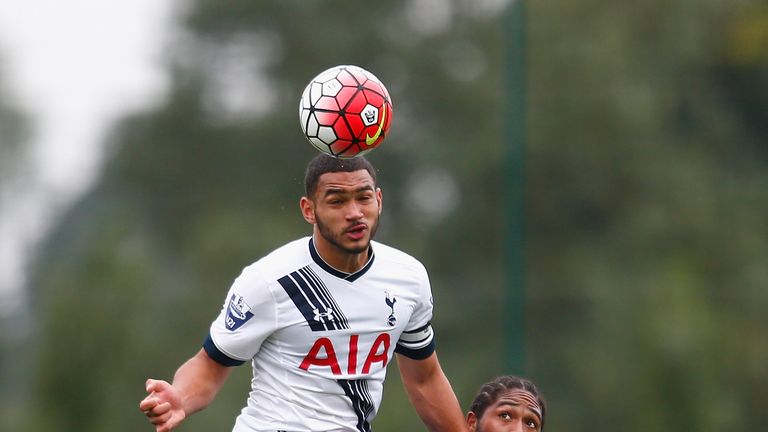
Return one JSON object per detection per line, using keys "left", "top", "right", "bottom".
{"left": 345, "top": 223, "right": 367, "bottom": 240}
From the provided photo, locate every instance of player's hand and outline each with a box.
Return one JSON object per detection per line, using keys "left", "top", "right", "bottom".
{"left": 139, "top": 379, "right": 186, "bottom": 432}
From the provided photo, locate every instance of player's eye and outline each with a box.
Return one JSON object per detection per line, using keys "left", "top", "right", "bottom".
{"left": 499, "top": 412, "right": 512, "bottom": 421}
{"left": 525, "top": 418, "right": 540, "bottom": 430}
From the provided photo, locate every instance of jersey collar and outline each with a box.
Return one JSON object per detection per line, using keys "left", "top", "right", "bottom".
{"left": 308, "top": 237, "right": 375, "bottom": 282}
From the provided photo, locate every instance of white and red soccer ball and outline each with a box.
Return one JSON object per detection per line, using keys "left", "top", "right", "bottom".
{"left": 299, "top": 65, "right": 393, "bottom": 159}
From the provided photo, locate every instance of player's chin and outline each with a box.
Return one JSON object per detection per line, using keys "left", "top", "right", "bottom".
{"left": 341, "top": 234, "right": 371, "bottom": 254}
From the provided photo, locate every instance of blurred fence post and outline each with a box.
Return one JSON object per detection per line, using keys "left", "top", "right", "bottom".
{"left": 504, "top": 0, "right": 526, "bottom": 374}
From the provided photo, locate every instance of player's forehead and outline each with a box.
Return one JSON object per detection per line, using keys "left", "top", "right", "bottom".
{"left": 492, "top": 390, "right": 542, "bottom": 419}
{"left": 316, "top": 170, "right": 376, "bottom": 193}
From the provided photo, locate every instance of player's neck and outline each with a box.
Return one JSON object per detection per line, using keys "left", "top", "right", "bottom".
{"left": 312, "top": 234, "right": 369, "bottom": 274}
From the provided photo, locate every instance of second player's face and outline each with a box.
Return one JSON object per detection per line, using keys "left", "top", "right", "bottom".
{"left": 309, "top": 170, "right": 382, "bottom": 255}
{"left": 468, "top": 390, "right": 543, "bottom": 432}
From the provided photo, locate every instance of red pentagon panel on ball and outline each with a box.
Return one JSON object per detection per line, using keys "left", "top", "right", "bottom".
{"left": 382, "top": 104, "right": 392, "bottom": 133}
{"left": 332, "top": 116, "right": 354, "bottom": 141}
{"left": 346, "top": 109, "right": 365, "bottom": 137}
{"left": 315, "top": 95, "right": 340, "bottom": 111}
{"left": 363, "top": 90, "right": 384, "bottom": 108}
{"left": 337, "top": 69, "right": 359, "bottom": 86}
{"left": 363, "top": 81, "right": 386, "bottom": 97}
{"left": 345, "top": 91, "right": 369, "bottom": 115}
{"left": 316, "top": 111, "right": 339, "bottom": 127}
{"left": 345, "top": 67, "right": 369, "bottom": 86}
{"left": 335, "top": 86, "right": 358, "bottom": 108}
{"left": 330, "top": 139, "right": 355, "bottom": 156}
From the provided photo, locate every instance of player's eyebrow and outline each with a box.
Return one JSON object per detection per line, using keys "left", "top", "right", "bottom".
{"left": 496, "top": 401, "right": 543, "bottom": 421}
{"left": 323, "top": 185, "right": 374, "bottom": 197}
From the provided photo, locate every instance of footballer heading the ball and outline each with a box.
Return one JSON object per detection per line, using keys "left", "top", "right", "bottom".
{"left": 299, "top": 65, "right": 393, "bottom": 159}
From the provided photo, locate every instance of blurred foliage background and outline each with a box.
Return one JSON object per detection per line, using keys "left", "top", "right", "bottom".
{"left": 2, "top": 0, "right": 767, "bottom": 430}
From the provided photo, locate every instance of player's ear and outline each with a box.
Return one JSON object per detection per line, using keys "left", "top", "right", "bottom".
{"left": 300, "top": 196, "right": 316, "bottom": 224}
{"left": 376, "top": 187, "right": 383, "bottom": 215}
{"left": 466, "top": 412, "right": 477, "bottom": 432}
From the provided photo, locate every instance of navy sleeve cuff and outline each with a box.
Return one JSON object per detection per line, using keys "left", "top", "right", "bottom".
{"left": 394, "top": 339, "right": 436, "bottom": 360}
{"left": 203, "top": 334, "right": 246, "bottom": 367}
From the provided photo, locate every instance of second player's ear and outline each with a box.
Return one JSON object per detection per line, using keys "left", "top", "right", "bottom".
{"left": 300, "top": 196, "right": 316, "bottom": 224}
{"left": 466, "top": 412, "right": 477, "bottom": 432}
{"left": 376, "top": 187, "right": 383, "bottom": 215}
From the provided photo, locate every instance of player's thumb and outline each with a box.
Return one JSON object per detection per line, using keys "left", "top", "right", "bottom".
{"left": 145, "top": 378, "right": 168, "bottom": 393}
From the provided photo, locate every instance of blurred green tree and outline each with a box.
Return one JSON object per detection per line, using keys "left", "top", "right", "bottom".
{"left": 526, "top": 1, "right": 768, "bottom": 430}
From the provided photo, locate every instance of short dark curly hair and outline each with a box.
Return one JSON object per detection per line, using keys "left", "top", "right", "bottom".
{"left": 304, "top": 153, "right": 377, "bottom": 198}
{"left": 469, "top": 375, "right": 546, "bottom": 430}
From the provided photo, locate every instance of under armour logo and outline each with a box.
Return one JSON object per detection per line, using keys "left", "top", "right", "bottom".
{"left": 385, "top": 291, "right": 397, "bottom": 327}
{"left": 313, "top": 308, "right": 335, "bottom": 323}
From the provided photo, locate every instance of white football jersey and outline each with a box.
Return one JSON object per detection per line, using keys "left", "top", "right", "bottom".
{"left": 205, "top": 236, "right": 435, "bottom": 432}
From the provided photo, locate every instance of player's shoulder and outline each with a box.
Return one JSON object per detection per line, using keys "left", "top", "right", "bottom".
{"left": 371, "top": 240, "right": 428, "bottom": 275}
{"left": 241, "top": 237, "right": 312, "bottom": 281}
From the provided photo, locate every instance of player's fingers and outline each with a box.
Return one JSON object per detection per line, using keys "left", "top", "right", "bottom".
{"left": 146, "top": 378, "right": 167, "bottom": 393}
{"left": 139, "top": 397, "right": 158, "bottom": 413}
{"left": 149, "top": 410, "right": 172, "bottom": 425}
{"left": 151, "top": 402, "right": 172, "bottom": 416}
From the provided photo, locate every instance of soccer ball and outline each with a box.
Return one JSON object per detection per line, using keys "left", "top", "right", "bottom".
{"left": 299, "top": 65, "right": 393, "bottom": 158}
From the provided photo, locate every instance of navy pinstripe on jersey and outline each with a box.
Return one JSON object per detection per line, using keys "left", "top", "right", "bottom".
{"left": 278, "top": 266, "right": 350, "bottom": 331}
{"left": 338, "top": 379, "right": 374, "bottom": 432}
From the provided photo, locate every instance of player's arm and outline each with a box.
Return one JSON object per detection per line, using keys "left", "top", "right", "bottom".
{"left": 396, "top": 351, "right": 468, "bottom": 432}
{"left": 139, "top": 349, "right": 233, "bottom": 432}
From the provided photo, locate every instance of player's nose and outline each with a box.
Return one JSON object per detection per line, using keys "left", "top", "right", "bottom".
{"left": 511, "top": 420, "right": 528, "bottom": 432}
{"left": 345, "top": 202, "right": 364, "bottom": 219}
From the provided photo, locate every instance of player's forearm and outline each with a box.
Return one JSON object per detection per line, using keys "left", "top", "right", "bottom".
{"left": 408, "top": 371, "right": 466, "bottom": 432}
{"left": 172, "top": 350, "right": 232, "bottom": 416}
{"left": 399, "top": 354, "right": 467, "bottom": 432}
